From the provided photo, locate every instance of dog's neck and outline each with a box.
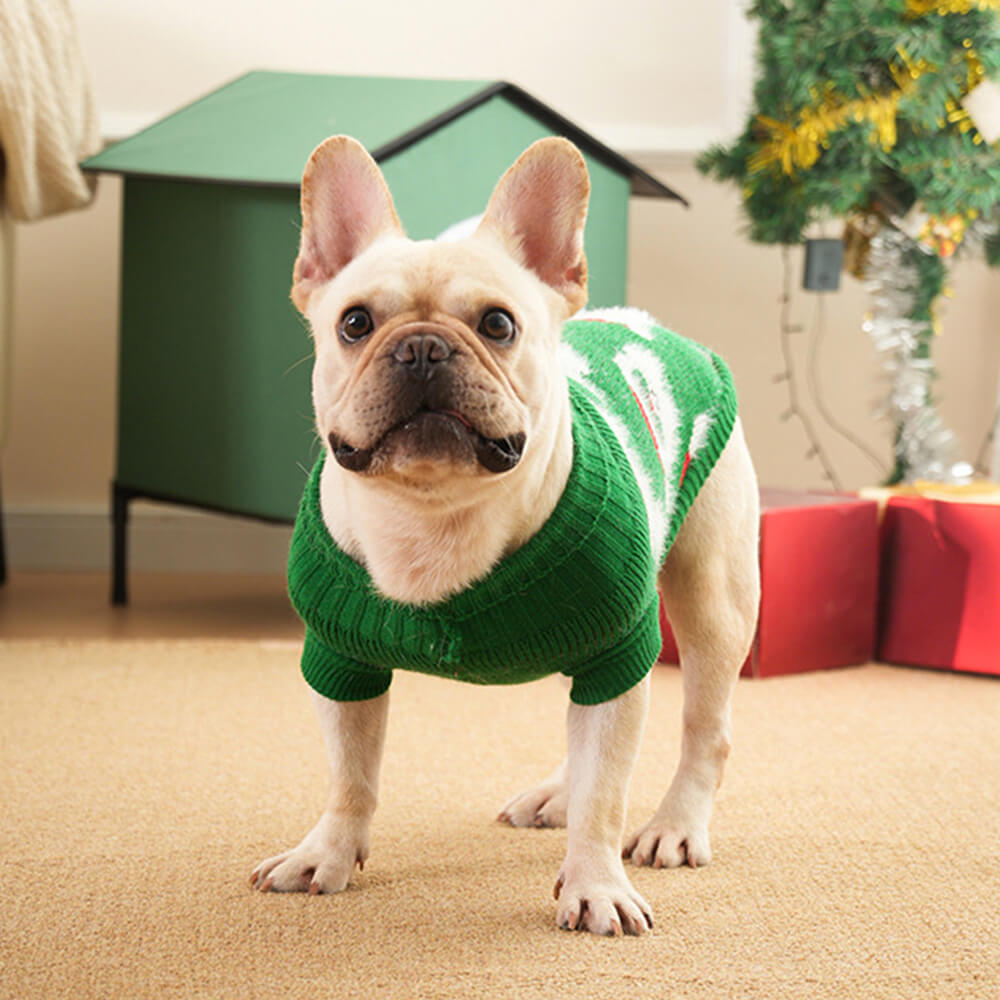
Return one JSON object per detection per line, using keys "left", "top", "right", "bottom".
{"left": 319, "top": 391, "right": 573, "bottom": 606}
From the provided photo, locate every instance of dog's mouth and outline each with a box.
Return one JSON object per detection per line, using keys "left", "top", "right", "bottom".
{"left": 329, "top": 410, "right": 526, "bottom": 474}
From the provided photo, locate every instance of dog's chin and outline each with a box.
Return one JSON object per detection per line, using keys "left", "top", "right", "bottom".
{"left": 329, "top": 412, "right": 526, "bottom": 476}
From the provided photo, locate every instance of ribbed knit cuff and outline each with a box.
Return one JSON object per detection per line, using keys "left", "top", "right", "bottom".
{"left": 566, "top": 601, "right": 661, "bottom": 705}
{"left": 301, "top": 628, "right": 392, "bottom": 702}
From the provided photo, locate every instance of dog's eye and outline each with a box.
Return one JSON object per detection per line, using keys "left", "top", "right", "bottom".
{"left": 478, "top": 308, "right": 516, "bottom": 344}
{"left": 339, "top": 307, "right": 374, "bottom": 343}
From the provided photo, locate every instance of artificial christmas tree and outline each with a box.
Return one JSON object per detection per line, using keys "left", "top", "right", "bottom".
{"left": 700, "top": 0, "right": 1000, "bottom": 483}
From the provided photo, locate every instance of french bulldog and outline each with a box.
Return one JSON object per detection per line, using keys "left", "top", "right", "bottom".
{"left": 251, "top": 135, "right": 761, "bottom": 937}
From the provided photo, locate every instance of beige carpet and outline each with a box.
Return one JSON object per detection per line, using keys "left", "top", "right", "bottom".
{"left": 1, "top": 639, "right": 998, "bottom": 1000}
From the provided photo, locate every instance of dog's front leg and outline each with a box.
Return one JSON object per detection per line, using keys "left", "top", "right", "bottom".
{"left": 252, "top": 689, "right": 389, "bottom": 894}
{"left": 554, "top": 674, "right": 653, "bottom": 936}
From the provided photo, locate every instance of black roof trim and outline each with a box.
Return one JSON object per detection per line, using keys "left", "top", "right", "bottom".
{"left": 83, "top": 73, "right": 687, "bottom": 204}
{"left": 371, "top": 81, "right": 687, "bottom": 205}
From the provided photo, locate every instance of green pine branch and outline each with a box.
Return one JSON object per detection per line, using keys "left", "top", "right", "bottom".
{"left": 704, "top": 0, "right": 1000, "bottom": 249}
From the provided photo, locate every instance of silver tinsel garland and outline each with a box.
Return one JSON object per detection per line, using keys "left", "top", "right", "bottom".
{"left": 862, "top": 226, "right": 973, "bottom": 484}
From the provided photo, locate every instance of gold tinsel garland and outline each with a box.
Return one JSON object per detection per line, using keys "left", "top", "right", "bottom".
{"left": 907, "top": 0, "right": 1000, "bottom": 15}
{"left": 749, "top": 42, "right": 988, "bottom": 177}
{"left": 748, "top": 85, "right": 902, "bottom": 175}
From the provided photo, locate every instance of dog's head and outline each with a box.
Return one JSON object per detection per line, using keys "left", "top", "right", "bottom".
{"left": 291, "top": 136, "right": 590, "bottom": 488}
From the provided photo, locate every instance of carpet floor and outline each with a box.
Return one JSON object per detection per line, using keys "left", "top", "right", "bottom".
{"left": 1, "top": 639, "right": 998, "bottom": 999}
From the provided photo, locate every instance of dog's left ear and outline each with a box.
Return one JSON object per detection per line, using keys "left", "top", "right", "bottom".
{"left": 292, "top": 135, "right": 404, "bottom": 312}
{"left": 477, "top": 138, "right": 590, "bottom": 313}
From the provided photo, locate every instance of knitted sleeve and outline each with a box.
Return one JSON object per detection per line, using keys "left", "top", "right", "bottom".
{"left": 300, "top": 627, "right": 393, "bottom": 702}
{"left": 563, "top": 599, "right": 662, "bottom": 705}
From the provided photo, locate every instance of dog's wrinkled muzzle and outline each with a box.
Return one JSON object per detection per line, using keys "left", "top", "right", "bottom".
{"left": 328, "top": 321, "right": 526, "bottom": 474}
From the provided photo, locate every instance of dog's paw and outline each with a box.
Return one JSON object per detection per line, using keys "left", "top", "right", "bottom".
{"left": 553, "top": 858, "right": 653, "bottom": 937}
{"left": 250, "top": 812, "right": 369, "bottom": 894}
{"left": 622, "top": 812, "right": 712, "bottom": 869}
{"left": 497, "top": 777, "right": 568, "bottom": 829}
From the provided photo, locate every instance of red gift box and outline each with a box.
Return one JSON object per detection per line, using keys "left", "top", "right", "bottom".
{"left": 659, "top": 489, "right": 880, "bottom": 678}
{"left": 876, "top": 489, "right": 1000, "bottom": 676}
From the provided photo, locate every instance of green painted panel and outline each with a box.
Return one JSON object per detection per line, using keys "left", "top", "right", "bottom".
{"left": 86, "top": 71, "right": 490, "bottom": 187}
{"left": 382, "top": 96, "right": 628, "bottom": 305}
{"left": 380, "top": 97, "right": 553, "bottom": 238}
{"left": 117, "top": 178, "right": 317, "bottom": 519}
{"left": 584, "top": 157, "right": 630, "bottom": 308}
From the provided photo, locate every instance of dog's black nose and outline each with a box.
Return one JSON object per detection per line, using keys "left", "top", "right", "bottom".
{"left": 392, "top": 333, "right": 453, "bottom": 379}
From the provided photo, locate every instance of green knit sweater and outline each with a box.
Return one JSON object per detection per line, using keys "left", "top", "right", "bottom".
{"left": 288, "top": 309, "right": 737, "bottom": 705}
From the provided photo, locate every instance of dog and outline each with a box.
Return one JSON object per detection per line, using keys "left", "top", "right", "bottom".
{"left": 250, "top": 135, "right": 761, "bottom": 937}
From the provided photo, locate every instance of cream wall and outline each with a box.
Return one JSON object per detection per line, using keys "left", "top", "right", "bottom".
{"left": 75, "top": 0, "right": 752, "bottom": 149}
{"left": 4, "top": 0, "right": 1000, "bottom": 570}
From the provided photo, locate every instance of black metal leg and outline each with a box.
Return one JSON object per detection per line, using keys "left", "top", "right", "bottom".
{"left": 111, "top": 482, "right": 130, "bottom": 605}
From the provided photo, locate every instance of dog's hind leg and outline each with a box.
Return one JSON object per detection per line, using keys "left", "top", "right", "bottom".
{"left": 497, "top": 758, "right": 568, "bottom": 828}
{"left": 624, "top": 419, "right": 759, "bottom": 869}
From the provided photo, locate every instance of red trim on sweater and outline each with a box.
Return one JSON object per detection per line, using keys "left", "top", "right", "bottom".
{"left": 630, "top": 387, "right": 664, "bottom": 472}
{"left": 679, "top": 452, "right": 692, "bottom": 487}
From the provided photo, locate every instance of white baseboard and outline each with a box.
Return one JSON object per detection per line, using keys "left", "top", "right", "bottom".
{"left": 4, "top": 503, "right": 292, "bottom": 574}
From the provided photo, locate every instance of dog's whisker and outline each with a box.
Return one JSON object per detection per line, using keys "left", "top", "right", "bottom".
{"left": 283, "top": 352, "right": 315, "bottom": 378}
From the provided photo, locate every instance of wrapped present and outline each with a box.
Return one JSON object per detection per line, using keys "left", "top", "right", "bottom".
{"left": 866, "top": 482, "right": 1000, "bottom": 676}
{"left": 659, "top": 489, "right": 880, "bottom": 678}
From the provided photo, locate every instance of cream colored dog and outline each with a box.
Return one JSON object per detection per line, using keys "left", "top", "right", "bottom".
{"left": 251, "top": 136, "right": 761, "bottom": 937}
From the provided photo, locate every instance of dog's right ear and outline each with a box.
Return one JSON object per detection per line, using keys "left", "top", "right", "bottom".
{"left": 476, "top": 138, "right": 590, "bottom": 313}
{"left": 291, "top": 136, "right": 404, "bottom": 312}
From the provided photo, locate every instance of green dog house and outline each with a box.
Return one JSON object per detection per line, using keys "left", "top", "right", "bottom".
{"left": 82, "top": 71, "right": 686, "bottom": 603}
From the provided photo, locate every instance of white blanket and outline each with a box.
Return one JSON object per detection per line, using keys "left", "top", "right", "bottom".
{"left": 0, "top": 0, "right": 101, "bottom": 221}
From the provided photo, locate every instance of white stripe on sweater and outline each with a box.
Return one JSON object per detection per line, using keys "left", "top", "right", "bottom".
{"left": 689, "top": 411, "right": 714, "bottom": 459}
{"left": 560, "top": 340, "right": 675, "bottom": 562}
{"left": 573, "top": 307, "right": 661, "bottom": 341}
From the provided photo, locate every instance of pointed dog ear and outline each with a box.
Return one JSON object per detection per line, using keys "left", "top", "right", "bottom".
{"left": 291, "top": 135, "right": 403, "bottom": 312}
{"left": 476, "top": 138, "right": 590, "bottom": 313}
